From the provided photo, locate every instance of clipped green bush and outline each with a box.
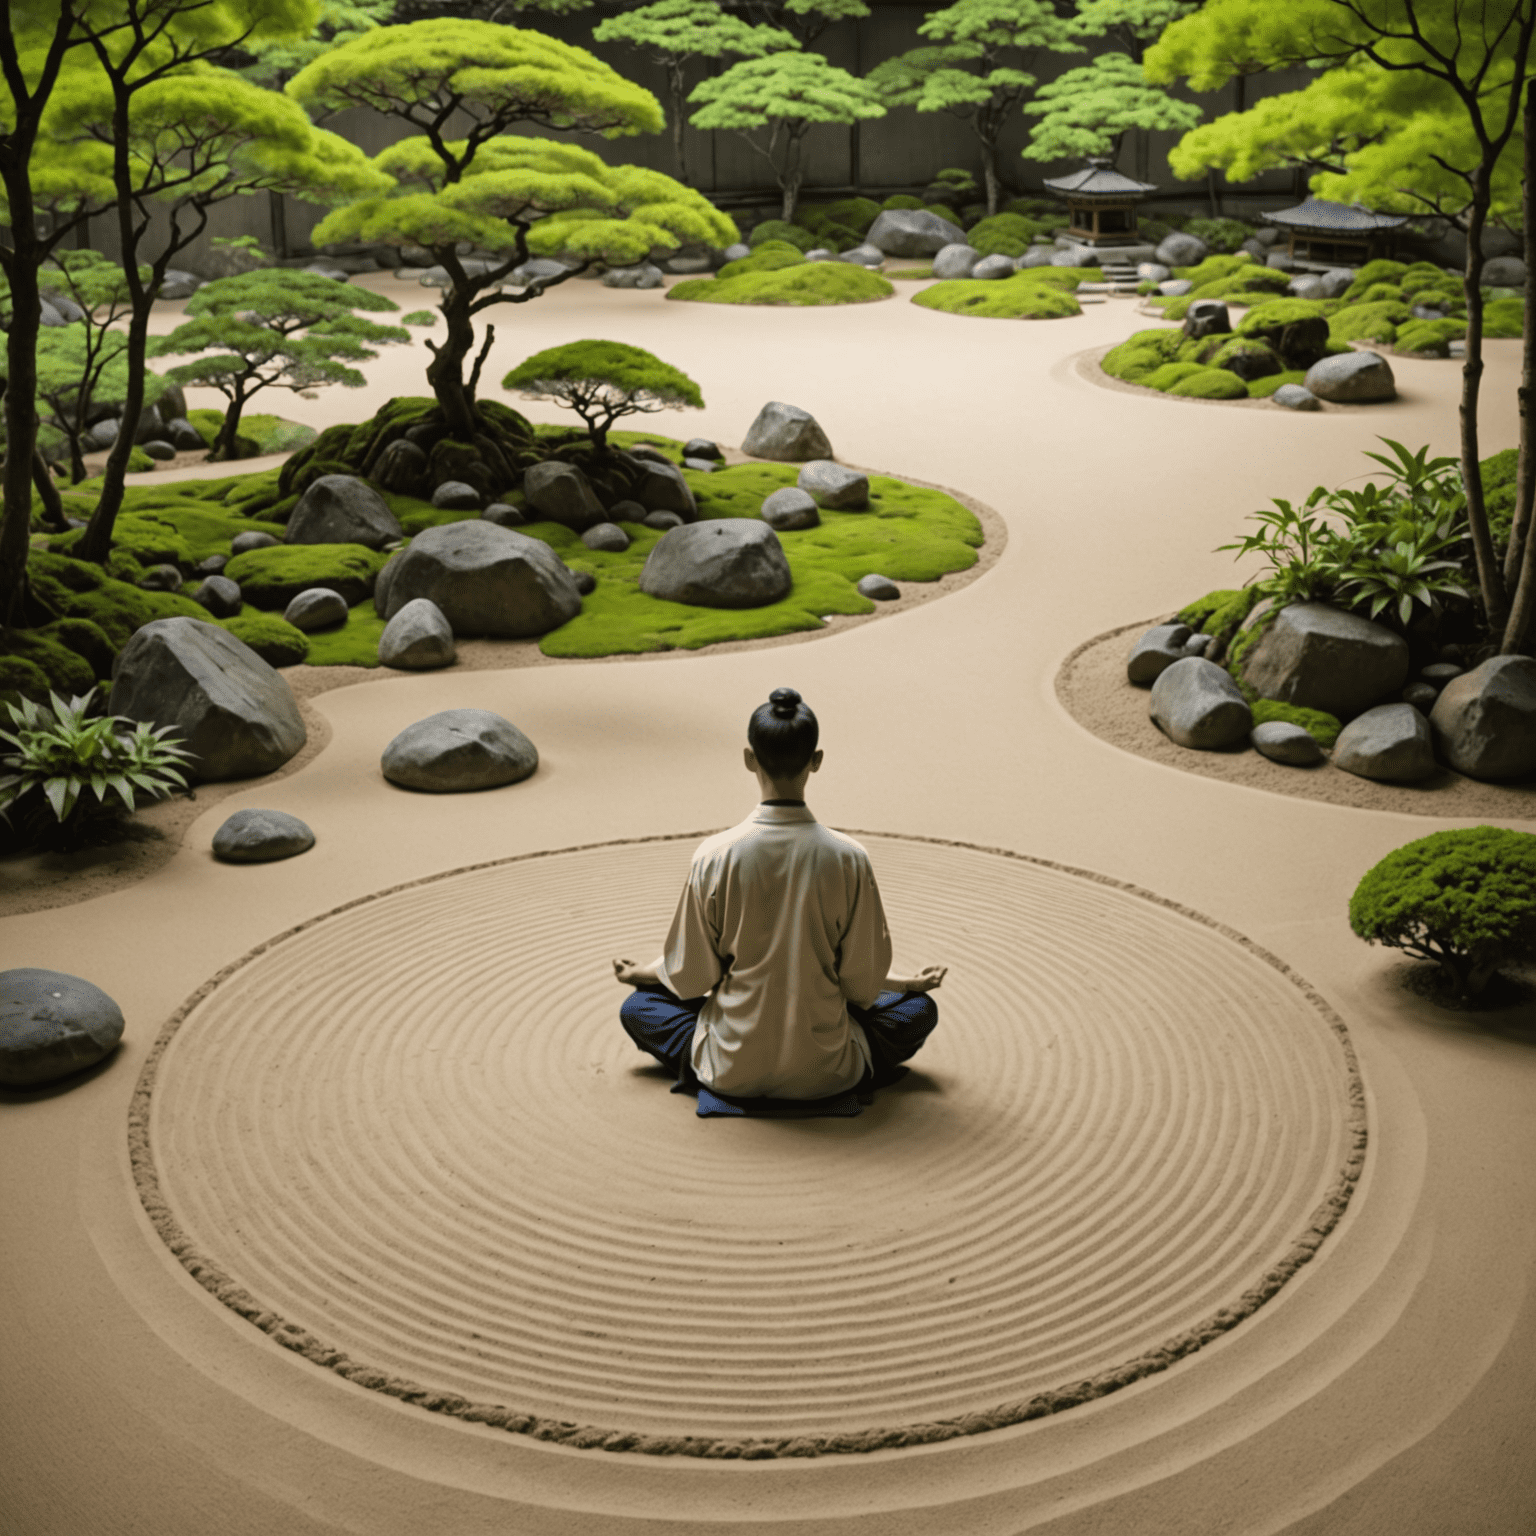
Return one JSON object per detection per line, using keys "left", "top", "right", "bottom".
{"left": 966, "top": 213, "right": 1039, "bottom": 258}
{"left": 1330, "top": 300, "right": 1413, "bottom": 344}
{"left": 807, "top": 196, "right": 880, "bottom": 235}
{"left": 1349, "top": 825, "right": 1536, "bottom": 1004}
{"left": 1236, "top": 298, "right": 1329, "bottom": 339}
{"left": 881, "top": 193, "right": 926, "bottom": 210}
{"left": 1250, "top": 698, "right": 1341, "bottom": 748}
{"left": 1202, "top": 336, "right": 1283, "bottom": 379}
{"left": 747, "top": 219, "right": 816, "bottom": 252}
{"left": 1167, "top": 368, "right": 1248, "bottom": 399}
{"left": 1395, "top": 318, "right": 1465, "bottom": 356}
{"left": 402, "top": 309, "right": 438, "bottom": 325}
{"left": 215, "top": 611, "right": 311, "bottom": 667}
{"left": 667, "top": 264, "right": 893, "bottom": 306}
{"left": 222, "top": 543, "right": 387, "bottom": 609}
{"left": 718, "top": 245, "right": 806, "bottom": 278}
{"left": 1102, "top": 328, "right": 1184, "bottom": 383}
{"left": 911, "top": 274, "right": 1081, "bottom": 320}
{"left": 1176, "top": 587, "right": 1258, "bottom": 649}
{"left": 1342, "top": 259, "right": 1409, "bottom": 300}
{"left": 1357, "top": 281, "right": 1405, "bottom": 304}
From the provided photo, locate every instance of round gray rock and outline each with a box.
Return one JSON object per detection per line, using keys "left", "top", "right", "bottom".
{"left": 741, "top": 401, "right": 833, "bottom": 462}
{"left": 634, "top": 461, "right": 697, "bottom": 521}
{"left": 645, "top": 510, "right": 683, "bottom": 531}
{"left": 1017, "top": 248, "right": 1055, "bottom": 269}
{"left": 932, "top": 243, "right": 981, "bottom": 280}
{"left": 571, "top": 570, "right": 596, "bottom": 596}
{"left": 283, "top": 587, "right": 349, "bottom": 632}
{"left": 523, "top": 460, "right": 605, "bottom": 533}
{"left": 1303, "top": 350, "right": 1396, "bottom": 403}
{"left": 1273, "top": 384, "right": 1321, "bottom": 412}
{"left": 138, "top": 564, "right": 184, "bottom": 592}
{"left": 1127, "top": 623, "right": 1193, "bottom": 685}
{"left": 1429, "top": 654, "right": 1536, "bottom": 779}
{"left": 797, "top": 459, "right": 869, "bottom": 510}
{"left": 193, "top": 574, "right": 242, "bottom": 618}
{"left": 1251, "top": 720, "right": 1323, "bottom": 765}
{"left": 211, "top": 808, "right": 316, "bottom": 864}
{"left": 1156, "top": 231, "right": 1209, "bottom": 267}
{"left": 481, "top": 502, "right": 525, "bottom": 528}
{"left": 1137, "top": 263, "right": 1171, "bottom": 282}
{"left": 972, "top": 253, "right": 1017, "bottom": 281}
{"left": 378, "top": 597, "right": 455, "bottom": 670}
{"left": 639, "top": 520, "right": 792, "bottom": 609}
{"left": 0, "top": 968, "right": 125, "bottom": 1087}
{"left": 142, "top": 439, "right": 176, "bottom": 461}
{"left": 432, "top": 479, "right": 482, "bottom": 511}
{"left": 608, "top": 500, "right": 647, "bottom": 522}
{"left": 857, "top": 573, "right": 899, "bottom": 601}
{"left": 1159, "top": 278, "right": 1193, "bottom": 297}
{"left": 761, "top": 487, "right": 820, "bottom": 531}
{"left": 287, "top": 474, "right": 404, "bottom": 550}
{"left": 1333, "top": 702, "right": 1436, "bottom": 782}
{"left": 194, "top": 554, "right": 229, "bottom": 577}
{"left": 582, "top": 521, "right": 630, "bottom": 552}
{"left": 1149, "top": 657, "right": 1253, "bottom": 749}
{"left": 683, "top": 438, "right": 723, "bottom": 461}
{"left": 381, "top": 709, "right": 538, "bottom": 793}
{"left": 231, "top": 530, "right": 278, "bottom": 555}
{"left": 1483, "top": 255, "right": 1527, "bottom": 287}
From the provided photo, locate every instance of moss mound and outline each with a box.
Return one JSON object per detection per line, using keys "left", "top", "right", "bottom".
{"left": 1251, "top": 698, "right": 1342, "bottom": 748}
{"left": 1144, "top": 360, "right": 1209, "bottom": 390}
{"left": 748, "top": 220, "right": 816, "bottom": 252}
{"left": 1202, "top": 336, "right": 1283, "bottom": 379}
{"left": 1342, "top": 260, "right": 1409, "bottom": 300}
{"left": 718, "top": 244, "right": 806, "bottom": 278}
{"left": 1330, "top": 299, "right": 1413, "bottom": 344}
{"left": 1, "top": 623, "right": 98, "bottom": 697}
{"left": 1245, "top": 369, "right": 1309, "bottom": 397}
{"left": 1236, "top": 298, "right": 1329, "bottom": 337}
{"left": 668, "top": 264, "right": 893, "bottom": 306}
{"left": 25, "top": 549, "right": 209, "bottom": 650}
{"left": 1486, "top": 296, "right": 1526, "bottom": 338}
{"left": 1176, "top": 587, "right": 1259, "bottom": 650}
{"left": 222, "top": 544, "right": 388, "bottom": 609}
{"left": 216, "top": 610, "right": 311, "bottom": 667}
{"left": 911, "top": 273, "right": 1081, "bottom": 319}
{"left": 1168, "top": 368, "right": 1249, "bottom": 400}
{"left": 966, "top": 213, "right": 1042, "bottom": 258}
{"left": 805, "top": 197, "right": 880, "bottom": 236}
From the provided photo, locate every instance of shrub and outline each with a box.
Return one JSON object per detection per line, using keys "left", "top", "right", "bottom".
{"left": 1183, "top": 217, "right": 1252, "bottom": 253}
{"left": 809, "top": 196, "right": 880, "bottom": 235}
{"left": 222, "top": 543, "right": 387, "bottom": 608}
{"left": 402, "top": 309, "right": 438, "bottom": 325}
{"left": 2, "top": 625, "right": 96, "bottom": 698}
{"left": 1349, "top": 826, "right": 1536, "bottom": 1004}
{"left": 216, "top": 611, "right": 311, "bottom": 667}
{"left": 748, "top": 219, "right": 816, "bottom": 252}
{"left": 910, "top": 274, "right": 1080, "bottom": 320}
{"left": 667, "top": 264, "right": 893, "bottom": 306}
{"left": 1394, "top": 318, "right": 1464, "bottom": 356}
{"left": 1179, "top": 253, "right": 1255, "bottom": 286}
{"left": 1343, "top": 259, "right": 1409, "bottom": 300}
{"left": 1250, "top": 698, "right": 1341, "bottom": 748}
{"left": 1357, "top": 281, "right": 1405, "bottom": 304}
{"left": 1144, "top": 360, "right": 1208, "bottom": 390}
{"left": 719, "top": 245, "right": 805, "bottom": 278}
{"left": 881, "top": 193, "right": 926, "bottom": 210}
{"left": 25, "top": 548, "right": 208, "bottom": 648}
{"left": 1236, "top": 298, "right": 1329, "bottom": 339}
{"left": 1102, "top": 328, "right": 1183, "bottom": 383}
{"left": 1168, "top": 368, "right": 1248, "bottom": 399}
{"left": 1329, "top": 300, "right": 1412, "bottom": 344}
{"left": 966, "top": 213, "right": 1039, "bottom": 258}
{"left": 1484, "top": 446, "right": 1520, "bottom": 546}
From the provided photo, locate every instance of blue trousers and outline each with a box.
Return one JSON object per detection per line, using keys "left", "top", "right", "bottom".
{"left": 619, "top": 984, "right": 939, "bottom": 1095}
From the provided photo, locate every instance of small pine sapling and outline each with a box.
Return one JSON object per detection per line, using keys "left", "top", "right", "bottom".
{"left": 502, "top": 340, "right": 703, "bottom": 456}
{"left": 149, "top": 269, "right": 409, "bottom": 461}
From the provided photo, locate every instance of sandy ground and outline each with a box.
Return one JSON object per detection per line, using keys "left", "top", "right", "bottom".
{"left": 3, "top": 275, "right": 1535, "bottom": 1534}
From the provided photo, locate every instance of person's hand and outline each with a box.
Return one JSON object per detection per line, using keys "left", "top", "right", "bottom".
{"left": 903, "top": 965, "right": 947, "bottom": 993}
{"left": 613, "top": 957, "right": 653, "bottom": 987}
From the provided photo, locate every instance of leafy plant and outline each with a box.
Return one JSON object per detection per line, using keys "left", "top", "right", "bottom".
{"left": 1350, "top": 826, "right": 1536, "bottom": 1005}
{"left": 0, "top": 688, "right": 194, "bottom": 852}
{"left": 1217, "top": 486, "right": 1346, "bottom": 606}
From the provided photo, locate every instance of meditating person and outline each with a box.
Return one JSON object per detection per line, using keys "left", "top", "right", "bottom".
{"left": 612, "top": 687, "right": 945, "bottom": 1112}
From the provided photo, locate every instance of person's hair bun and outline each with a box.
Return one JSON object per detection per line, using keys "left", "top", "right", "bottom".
{"left": 768, "top": 687, "right": 802, "bottom": 719}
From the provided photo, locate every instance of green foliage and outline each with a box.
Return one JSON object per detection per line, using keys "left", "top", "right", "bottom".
{"left": 912, "top": 272, "right": 1081, "bottom": 319}
{"left": 401, "top": 309, "right": 438, "bottom": 325}
{"left": 1102, "top": 326, "right": 1183, "bottom": 383}
{"left": 1168, "top": 368, "right": 1247, "bottom": 399}
{"left": 215, "top": 610, "right": 311, "bottom": 666}
{"left": 749, "top": 221, "right": 818, "bottom": 251}
{"left": 804, "top": 196, "right": 881, "bottom": 235}
{"left": 0, "top": 687, "right": 193, "bottom": 852}
{"left": 966, "top": 211, "right": 1042, "bottom": 256}
{"left": 237, "top": 0, "right": 396, "bottom": 88}
{"left": 1175, "top": 585, "right": 1258, "bottom": 648}
{"left": 1250, "top": 698, "right": 1342, "bottom": 749}
{"left": 882, "top": 194, "right": 928, "bottom": 210}
{"left": 1236, "top": 298, "right": 1328, "bottom": 338}
{"left": 1349, "top": 827, "right": 1536, "bottom": 1003}
{"left": 1485, "top": 296, "right": 1526, "bottom": 339}
{"left": 721, "top": 244, "right": 807, "bottom": 276}
{"left": 222, "top": 544, "right": 387, "bottom": 608}
{"left": 1202, "top": 336, "right": 1282, "bottom": 378}
{"left": 1395, "top": 318, "right": 1465, "bottom": 357}
{"left": 26, "top": 550, "right": 210, "bottom": 649}
{"left": 667, "top": 263, "right": 893, "bottom": 305}
{"left": 1245, "top": 369, "right": 1309, "bottom": 398}
{"left": 2, "top": 625, "right": 96, "bottom": 698}
{"left": 1023, "top": 51, "right": 1201, "bottom": 162}
{"left": 1144, "top": 360, "right": 1208, "bottom": 390}
{"left": 1182, "top": 216, "right": 1251, "bottom": 253}
{"left": 1330, "top": 300, "right": 1412, "bottom": 345}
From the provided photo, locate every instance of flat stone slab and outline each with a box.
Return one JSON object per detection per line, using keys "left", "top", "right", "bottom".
{"left": 381, "top": 708, "right": 538, "bottom": 793}
{"left": 212, "top": 809, "right": 316, "bottom": 863}
{"left": 0, "top": 967, "right": 124, "bottom": 1086}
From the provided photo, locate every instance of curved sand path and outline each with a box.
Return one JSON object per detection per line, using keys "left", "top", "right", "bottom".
{"left": 3, "top": 277, "right": 1534, "bottom": 1533}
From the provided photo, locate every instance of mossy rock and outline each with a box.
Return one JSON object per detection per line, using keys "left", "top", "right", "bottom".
{"left": 1144, "top": 360, "right": 1210, "bottom": 390}
{"left": 1329, "top": 300, "right": 1412, "bottom": 344}
{"left": 25, "top": 549, "right": 209, "bottom": 649}
{"left": 1246, "top": 369, "right": 1309, "bottom": 398}
{"left": 0, "top": 653, "right": 52, "bottom": 705}
{"left": 241, "top": 414, "right": 319, "bottom": 456}
{"left": 1251, "top": 698, "right": 1342, "bottom": 749}
{"left": 222, "top": 543, "right": 388, "bottom": 609}
{"left": 1102, "top": 328, "right": 1183, "bottom": 384}
{"left": 806, "top": 197, "right": 880, "bottom": 236}
{"left": 1357, "top": 281, "right": 1405, "bottom": 304}
{"left": 1176, "top": 587, "right": 1258, "bottom": 649}
{"left": 215, "top": 610, "right": 311, "bottom": 667}
{"left": 1342, "top": 259, "right": 1409, "bottom": 300}
{"left": 747, "top": 220, "right": 816, "bottom": 252}
{"left": 966, "top": 213, "right": 1040, "bottom": 258}
{"left": 1, "top": 624, "right": 96, "bottom": 697}
{"left": 718, "top": 246, "right": 806, "bottom": 278}
{"left": 911, "top": 274, "right": 1081, "bottom": 320}
{"left": 667, "top": 264, "right": 893, "bottom": 306}
{"left": 1202, "top": 336, "right": 1283, "bottom": 380}
{"left": 1236, "top": 298, "right": 1329, "bottom": 339}
{"left": 1395, "top": 318, "right": 1465, "bottom": 356}
{"left": 1167, "top": 368, "right": 1248, "bottom": 400}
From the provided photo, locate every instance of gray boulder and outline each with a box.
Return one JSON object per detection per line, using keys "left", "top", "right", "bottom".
{"left": 163, "top": 416, "right": 207, "bottom": 452}
{"left": 639, "top": 520, "right": 792, "bottom": 609}
{"left": 797, "top": 459, "right": 868, "bottom": 510}
{"left": 602, "top": 261, "right": 665, "bottom": 289}
{"left": 723, "top": 243, "right": 751, "bottom": 261}
{"left": 1289, "top": 275, "right": 1325, "bottom": 301}
{"left": 634, "top": 461, "right": 697, "bottom": 521}
{"left": 1017, "top": 248, "right": 1055, "bottom": 270}
{"left": 1333, "top": 703, "right": 1436, "bottom": 782}
{"left": 582, "top": 521, "right": 630, "bottom": 552}
{"left": 0, "top": 968, "right": 124, "bottom": 1087}
{"left": 1242, "top": 602, "right": 1409, "bottom": 717}
{"left": 1156, "top": 232, "right": 1208, "bottom": 267}
{"left": 231, "top": 530, "right": 278, "bottom": 555}
{"left": 932, "top": 243, "right": 981, "bottom": 280}
{"left": 857, "top": 573, "right": 899, "bottom": 601}
{"left": 378, "top": 597, "right": 456, "bottom": 670}
{"left": 1159, "top": 278, "right": 1193, "bottom": 297}
{"left": 1421, "top": 662, "right": 1464, "bottom": 690}
{"left": 142, "top": 440, "right": 176, "bottom": 461}
{"left": 1429, "top": 655, "right": 1536, "bottom": 779}
{"left": 684, "top": 438, "right": 723, "bottom": 461}
{"left": 760, "top": 487, "right": 820, "bottom": 531}
{"left": 1251, "top": 720, "right": 1324, "bottom": 766}
{"left": 481, "top": 501, "right": 525, "bottom": 528}
{"left": 1137, "top": 263, "right": 1171, "bottom": 282}
{"left": 865, "top": 208, "right": 967, "bottom": 258}
{"left": 972, "top": 253, "right": 1017, "bottom": 281}
{"left": 109, "top": 617, "right": 305, "bottom": 782}
{"left": 381, "top": 708, "right": 538, "bottom": 793}
{"left": 1483, "top": 256, "right": 1527, "bottom": 287}
{"left": 1183, "top": 299, "right": 1232, "bottom": 340}
{"left": 523, "top": 460, "right": 605, "bottom": 532}
{"left": 211, "top": 808, "right": 316, "bottom": 864}
{"left": 839, "top": 244, "right": 886, "bottom": 267}
{"left": 41, "top": 291, "right": 85, "bottom": 323}
{"left": 645, "top": 510, "right": 683, "bottom": 531}
{"left": 1303, "top": 351, "right": 1396, "bottom": 403}
{"left": 1149, "top": 657, "right": 1253, "bottom": 749}
{"left": 287, "top": 474, "right": 403, "bottom": 550}
{"left": 1127, "top": 623, "right": 1193, "bottom": 685}
{"left": 193, "top": 574, "right": 242, "bottom": 619}
{"left": 379, "top": 521, "right": 582, "bottom": 637}
{"left": 1317, "top": 268, "right": 1357, "bottom": 299}
{"left": 85, "top": 419, "right": 119, "bottom": 450}
{"left": 157, "top": 269, "right": 201, "bottom": 300}
{"left": 510, "top": 257, "right": 571, "bottom": 289}
{"left": 371, "top": 437, "right": 428, "bottom": 495}
{"left": 1403, "top": 682, "right": 1440, "bottom": 712}
{"left": 1265, "top": 251, "right": 1297, "bottom": 272}
{"left": 432, "top": 479, "right": 482, "bottom": 511}
{"left": 283, "top": 587, "right": 349, "bottom": 632}
{"left": 741, "top": 401, "right": 832, "bottom": 462}
{"left": 38, "top": 298, "right": 67, "bottom": 328}
{"left": 1273, "top": 384, "right": 1321, "bottom": 412}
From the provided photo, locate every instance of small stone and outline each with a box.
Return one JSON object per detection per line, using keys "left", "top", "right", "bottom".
{"left": 231, "top": 530, "right": 278, "bottom": 555}
{"left": 481, "top": 502, "right": 525, "bottom": 528}
{"left": 163, "top": 417, "right": 208, "bottom": 452}
{"left": 1333, "top": 703, "right": 1436, "bottom": 782}
{"left": 1402, "top": 682, "right": 1440, "bottom": 712}
{"left": 840, "top": 243, "right": 888, "bottom": 267}
{"left": 741, "top": 401, "right": 832, "bottom": 462}
{"left": 683, "top": 438, "right": 723, "bottom": 461}
{"left": 857, "top": 573, "right": 899, "bottom": 601}
{"left": 378, "top": 597, "right": 456, "bottom": 670}
{"left": 760, "top": 487, "right": 820, "bottom": 531}
{"left": 1137, "top": 263, "right": 1171, "bottom": 282}
{"left": 972, "top": 254, "right": 1017, "bottom": 281}
{"left": 193, "top": 574, "right": 242, "bottom": 619}
{"left": 1289, "top": 275, "right": 1325, "bottom": 301}
{"left": 608, "top": 500, "right": 647, "bottom": 522}
{"left": 1251, "top": 720, "right": 1324, "bottom": 765}
{"left": 0, "top": 968, "right": 125, "bottom": 1087}
{"left": 1273, "top": 384, "right": 1321, "bottom": 412}
{"left": 1149, "top": 657, "right": 1252, "bottom": 749}
{"left": 683, "top": 457, "right": 716, "bottom": 473}
{"left": 1158, "top": 279, "right": 1193, "bottom": 297}
{"left": 572, "top": 570, "right": 596, "bottom": 596}
{"left": 1182, "top": 632, "right": 1213, "bottom": 657}
{"left": 211, "top": 808, "right": 316, "bottom": 863}
{"left": 797, "top": 460, "right": 868, "bottom": 510}
{"left": 645, "top": 510, "right": 683, "bottom": 531}
{"left": 1421, "top": 662, "right": 1464, "bottom": 689}
{"left": 138, "top": 564, "right": 184, "bottom": 592}
{"left": 582, "top": 522, "right": 630, "bottom": 552}
{"left": 1127, "top": 623, "right": 1194, "bottom": 685}
{"left": 381, "top": 708, "right": 538, "bottom": 793}
{"left": 432, "top": 479, "right": 482, "bottom": 510}
{"left": 194, "top": 555, "right": 229, "bottom": 577}
{"left": 141, "top": 439, "right": 176, "bottom": 460}
{"left": 283, "top": 587, "right": 349, "bottom": 632}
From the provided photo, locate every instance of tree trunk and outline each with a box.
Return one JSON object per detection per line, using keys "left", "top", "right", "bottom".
{"left": 668, "top": 61, "right": 688, "bottom": 185}
{"left": 76, "top": 292, "right": 154, "bottom": 564}
{"left": 0, "top": 209, "right": 44, "bottom": 628}
{"left": 981, "top": 144, "right": 1000, "bottom": 219}
{"left": 212, "top": 385, "right": 251, "bottom": 462}
{"left": 1459, "top": 165, "right": 1507, "bottom": 638}
{"left": 31, "top": 446, "right": 67, "bottom": 531}
{"left": 1502, "top": 81, "right": 1536, "bottom": 650}
{"left": 426, "top": 268, "right": 482, "bottom": 439}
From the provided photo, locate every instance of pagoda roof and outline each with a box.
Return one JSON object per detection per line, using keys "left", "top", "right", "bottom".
{"left": 1042, "top": 164, "right": 1158, "bottom": 199}
{"left": 1263, "top": 196, "right": 1408, "bottom": 233}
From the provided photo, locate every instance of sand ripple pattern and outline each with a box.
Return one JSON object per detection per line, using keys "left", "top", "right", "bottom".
{"left": 134, "top": 834, "right": 1365, "bottom": 1454}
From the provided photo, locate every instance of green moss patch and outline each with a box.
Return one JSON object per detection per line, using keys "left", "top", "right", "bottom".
{"left": 25, "top": 548, "right": 210, "bottom": 650}
{"left": 216, "top": 609, "right": 311, "bottom": 667}
{"left": 1168, "top": 368, "right": 1249, "bottom": 400}
{"left": 747, "top": 220, "right": 816, "bottom": 252}
{"left": 1486, "top": 296, "right": 1526, "bottom": 338}
{"left": 222, "top": 543, "right": 387, "bottom": 609}
{"left": 1330, "top": 300, "right": 1413, "bottom": 344}
{"left": 668, "top": 264, "right": 893, "bottom": 306}
{"left": 1251, "top": 698, "right": 1342, "bottom": 749}
{"left": 1176, "top": 587, "right": 1258, "bottom": 649}
{"left": 719, "top": 245, "right": 806, "bottom": 278}
{"left": 911, "top": 272, "right": 1082, "bottom": 319}
{"left": 1245, "top": 369, "right": 1309, "bottom": 397}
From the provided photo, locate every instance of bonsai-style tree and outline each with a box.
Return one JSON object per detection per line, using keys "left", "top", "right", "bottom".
{"left": 592, "top": 0, "right": 796, "bottom": 185}
{"left": 689, "top": 52, "right": 885, "bottom": 221}
{"left": 1146, "top": 0, "right": 1536, "bottom": 651}
{"left": 150, "top": 268, "right": 409, "bottom": 461}
{"left": 1350, "top": 825, "right": 1536, "bottom": 1004}
{"left": 868, "top": 0, "right": 1080, "bottom": 218}
{"left": 502, "top": 339, "right": 703, "bottom": 456}
{"left": 233, "top": 0, "right": 397, "bottom": 86}
{"left": 288, "top": 20, "right": 731, "bottom": 461}
{"left": 1021, "top": 51, "right": 1202, "bottom": 167}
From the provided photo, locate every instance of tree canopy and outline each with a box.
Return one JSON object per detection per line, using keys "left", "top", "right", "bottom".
{"left": 1022, "top": 50, "right": 1201, "bottom": 162}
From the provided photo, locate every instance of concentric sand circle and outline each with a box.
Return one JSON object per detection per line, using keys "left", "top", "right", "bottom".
{"left": 134, "top": 835, "right": 1364, "bottom": 1453}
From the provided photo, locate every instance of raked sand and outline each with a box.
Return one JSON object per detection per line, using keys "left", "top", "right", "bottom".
{"left": 3, "top": 274, "right": 1535, "bottom": 1533}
